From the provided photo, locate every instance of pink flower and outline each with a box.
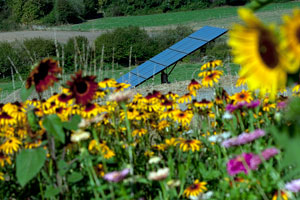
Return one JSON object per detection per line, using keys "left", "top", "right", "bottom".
{"left": 227, "top": 148, "right": 279, "bottom": 176}
{"left": 247, "top": 100, "right": 260, "bottom": 109}
{"left": 103, "top": 168, "right": 130, "bottom": 182}
{"left": 285, "top": 179, "right": 300, "bottom": 192}
{"left": 225, "top": 100, "right": 260, "bottom": 113}
{"left": 222, "top": 129, "right": 265, "bottom": 148}
{"left": 227, "top": 153, "right": 256, "bottom": 176}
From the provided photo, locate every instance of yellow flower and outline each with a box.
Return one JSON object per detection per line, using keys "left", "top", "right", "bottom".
{"left": 230, "top": 90, "right": 253, "bottom": 105}
{"left": 292, "top": 84, "right": 300, "bottom": 93}
{"left": 176, "top": 138, "right": 201, "bottom": 152}
{"left": 103, "top": 149, "right": 115, "bottom": 159}
{"left": 132, "top": 129, "right": 147, "bottom": 137}
{"left": 172, "top": 109, "right": 193, "bottom": 126}
{"left": 144, "top": 150, "right": 154, "bottom": 157}
{"left": 165, "top": 138, "right": 177, "bottom": 146}
{"left": 281, "top": 9, "right": 300, "bottom": 72}
{"left": 0, "top": 172, "right": 4, "bottom": 181}
{"left": 183, "top": 179, "right": 207, "bottom": 197}
{"left": 0, "top": 152, "right": 12, "bottom": 167}
{"left": 200, "top": 60, "right": 222, "bottom": 70}
{"left": 0, "top": 137, "right": 21, "bottom": 155}
{"left": 236, "top": 76, "right": 247, "bottom": 87}
{"left": 228, "top": 8, "right": 288, "bottom": 99}
{"left": 201, "top": 70, "right": 223, "bottom": 87}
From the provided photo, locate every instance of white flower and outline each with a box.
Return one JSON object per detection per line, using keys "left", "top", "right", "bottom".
{"left": 208, "top": 132, "right": 231, "bottom": 143}
{"left": 148, "top": 168, "right": 169, "bottom": 181}
{"left": 189, "top": 191, "right": 213, "bottom": 200}
{"left": 148, "top": 156, "right": 161, "bottom": 164}
{"left": 222, "top": 111, "right": 233, "bottom": 120}
{"left": 71, "top": 130, "right": 90, "bottom": 142}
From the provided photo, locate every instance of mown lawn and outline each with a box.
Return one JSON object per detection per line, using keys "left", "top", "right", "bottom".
{"left": 57, "top": 2, "right": 300, "bottom": 31}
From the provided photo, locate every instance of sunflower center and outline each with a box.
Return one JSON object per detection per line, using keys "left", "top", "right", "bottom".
{"left": 239, "top": 94, "right": 245, "bottom": 99}
{"left": 76, "top": 81, "right": 88, "bottom": 94}
{"left": 297, "top": 27, "right": 300, "bottom": 44}
{"left": 190, "top": 184, "right": 199, "bottom": 190}
{"left": 258, "top": 34, "right": 279, "bottom": 69}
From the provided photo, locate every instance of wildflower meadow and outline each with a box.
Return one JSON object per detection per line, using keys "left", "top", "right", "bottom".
{"left": 1, "top": 0, "right": 300, "bottom": 199}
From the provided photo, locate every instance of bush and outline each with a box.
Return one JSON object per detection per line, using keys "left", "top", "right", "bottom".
{"left": 95, "top": 26, "right": 156, "bottom": 66}
{"left": 0, "top": 42, "right": 29, "bottom": 76}
{"left": 152, "top": 25, "right": 194, "bottom": 53}
{"left": 54, "top": 0, "right": 84, "bottom": 24}
{"left": 64, "top": 36, "right": 90, "bottom": 72}
{"left": 22, "top": 38, "right": 57, "bottom": 62}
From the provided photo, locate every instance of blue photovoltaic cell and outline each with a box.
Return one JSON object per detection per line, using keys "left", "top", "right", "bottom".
{"left": 132, "top": 61, "right": 165, "bottom": 78}
{"left": 169, "top": 37, "right": 207, "bottom": 54}
{"left": 150, "top": 49, "right": 186, "bottom": 66}
{"left": 117, "top": 26, "right": 227, "bottom": 87}
{"left": 116, "top": 72, "right": 145, "bottom": 87}
{"left": 189, "top": 26, "right": 227, "bottom": 42}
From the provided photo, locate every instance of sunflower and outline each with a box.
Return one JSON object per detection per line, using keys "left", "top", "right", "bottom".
{"left": 26, "top": 58, "right": 62, "bottom": 93}
{"left": 228, "top": 8, "right": 288, "bottom": 98}
{"left": 183, "top": 179, "right": 207, "bottom": 197}
{"left": 281, "top": 9, "right": 300, "bottom": 72}
{"left": 201, "top": 70, "right": 223, "bottom": 87}
{"left": 0, "top": 152, "right": 12, "bottom": 167}
{"left": 67, "top": 71, "right": 98, "bottom": 105}
{"left": 176, "top": 138, "right": 201, "bottom": 152}
{"left": 0, "top": 137, "right": 21, "bottom": 155}
{"left": 231, "top": 90, "right": 253, "bottom": 105}
{"left": 201, "top": 60, "right": 223, "bottom": 70}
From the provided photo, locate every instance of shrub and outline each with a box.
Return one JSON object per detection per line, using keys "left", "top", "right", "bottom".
{"left": 95, "top": 26, "right": 156, "bottom": 67}
{"left": 22, "top": 38, "right": 57, "bottom": 62}
{"left": 0, "top": 42, "right": 29, "bottom": 76}
{"left": 54, "top": 0, "right": 84, "bottom": 24}
{"left": 64, "top": 36, "right": 90, "bottom": 72}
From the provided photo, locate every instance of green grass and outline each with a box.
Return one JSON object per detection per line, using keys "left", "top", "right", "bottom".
{"left": 57, "top": 2, "right": 300, "bottom": 31}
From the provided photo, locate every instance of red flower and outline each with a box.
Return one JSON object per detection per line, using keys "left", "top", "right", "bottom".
{"left": 67, "top": 71, "right": 98, "bottom": 105}
{"left": 26, "top": 58, "right": 61, "bottom": 93}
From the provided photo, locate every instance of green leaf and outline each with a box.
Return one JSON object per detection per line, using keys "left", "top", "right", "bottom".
{"left": 20, "top": 85, "right": 34, "bottom": 102}
{"left": 68, "top": 171, "right": 83, "bottom": 183}
{"left": 43, "top": 114, "right": 65, "bottom": 144}
{"left": 16, "top": 148, "right": 47, "bottom": 187}
{"left": 62, "top": 115, "right": 81, "bottom": 131}
{"left": 58, "top": 159, "right": 69, "bottom": 176}
{"left": 45, "top": 186, "right": 60, "bottom": 198}
{"left": 27, "top": 110, "right": 40, "bottom": 132}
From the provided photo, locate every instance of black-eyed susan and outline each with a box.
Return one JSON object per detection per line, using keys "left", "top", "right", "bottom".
{"left": 0, "top": 172, "right": 4, "bottom": 181}
{"left": 281, "top": 9, "right": 300, "bottom": 72}
{"left": 24, "top": 140, "right": 42, "bottom": 149}
{"left": 56, "top": 93, "right": 73, "bottom": 107}
{"left": 263, "top": 97, "right": 276, "bottom": 112}
{"left": 272, "top": 190, "right": 289, "bottom": 200}
{"left": 0, "top": 137, "right": 21, "bottom": 155}
{"left": 236, "top": 76, "right": 247, "bottom": 87}
{"left": 183, "top": 179, "right": 207, "bottom": 197}
{"left": 176, "top": 138, "right": 201, "bottom": 152}
{"left": 202, "top": 70, "right": 223, "bottom": 87}
{"left": 0, "top": 152, "right": 12, "bottom": 167}
{"left": 67, "top": 71, "right": 98, "bottom": 105}
{"left": 144, "top": 150, "right": 154, "bottom": 157}
{"left": 152, "top": 144, "right": 167, "bottom": 151}
{"left": 193, "top": 99, "right": 213, "bottom": 109}
{"left": 165, "top": 137, "right": 177, "bottom": 147}
{"left": 172, "top": 109, "right": 193, "bottom": 126}
{"left": 166, "top": 92, "right": 179, "bottom": 101}
{"left": 26, "top": 58, "right": 62, "bottom": 93}
{"left": 113, "top": 82, "right": 131, "bottom": 92}
{"left": 95, "top": 163, "right": 105, "bottom": 177}
{"left": 231, "top": 90, "right": 253, "bottom": 105}
{"left": 81, "top": 103, "right": 101, "bottom": 119}
{"left": 201, "top": 60, "right": 223, "bottom": 70}
{"left": 103, "top": 149, "right": 115, "bottom": 159}
{"left": 98, "top": 78, "right": 117, "bottom": 89}
{"left": 0, "top": 112, "right": 16, "bottom": 126}
{"left": 228, "top": 8, "right": 288, "bottom": 98}
{"left": 157, "top": 120, "right": 170, "bottom": 131}
{"left": 188, "top": 79, "right": 202, "bottom": 92}
{"left": 178, "top": 93, "right": 193, "bottom": 104}
{"left": 292, "top": 84, "right": 300, "bottom": 93}
{"left": 132, "top": 128, "right": 147, "bottom": 137}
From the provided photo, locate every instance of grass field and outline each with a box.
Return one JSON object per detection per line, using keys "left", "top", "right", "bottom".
{"left": 58, "top": 2, "right": 300, "bottom": 31}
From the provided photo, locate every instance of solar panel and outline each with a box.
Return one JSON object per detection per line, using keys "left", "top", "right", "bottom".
{"left": 117, "top": 26, "right": 227, "bottom": 88}
{"left": 189, "top": 26, "right": 227, "bottom": 42}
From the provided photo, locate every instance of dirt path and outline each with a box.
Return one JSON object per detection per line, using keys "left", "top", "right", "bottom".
{"left": 0, "top": 30, "right": 105, "bottom": 44}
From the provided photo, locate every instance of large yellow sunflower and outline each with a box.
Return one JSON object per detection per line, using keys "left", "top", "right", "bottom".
{"left": 228, "top": 8, "right": 288, "bottom": 98}
{"left": 281, "top": 9, "right": 300, "bottom": 72}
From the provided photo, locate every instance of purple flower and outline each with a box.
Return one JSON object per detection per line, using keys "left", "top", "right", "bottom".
{"left": 103, "top": 168, "right": 130, "bottom": 182}
{"left": 227, "top": 153, "right": 256, "bottom": 176}
{"left": 247, "top": 100, "right": 260, "bottom": 109}
{"left": 285, "top": 179, "right": 300, "bottom": 193}
{"left": 227, "top": 148, "right": 279, "bottom": 176}
{"left": 222, "top": 129, "right": 265, "bottom": 148}
{"left": 277, "top": 101, "right": 287, "bottom": 109}
{"left": 225, "top": 104, "right": 237, "bottom": 113}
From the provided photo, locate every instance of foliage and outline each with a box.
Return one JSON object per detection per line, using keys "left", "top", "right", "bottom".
{"left": 22, "top": 37, "right": 57, "bottom": 62}
{"left": 95, "top": 26, "right": 156, "bottom": 66}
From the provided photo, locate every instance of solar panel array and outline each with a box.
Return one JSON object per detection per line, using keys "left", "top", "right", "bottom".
{"left": 117, "top": 26, "right": 227, "bottom": 87}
